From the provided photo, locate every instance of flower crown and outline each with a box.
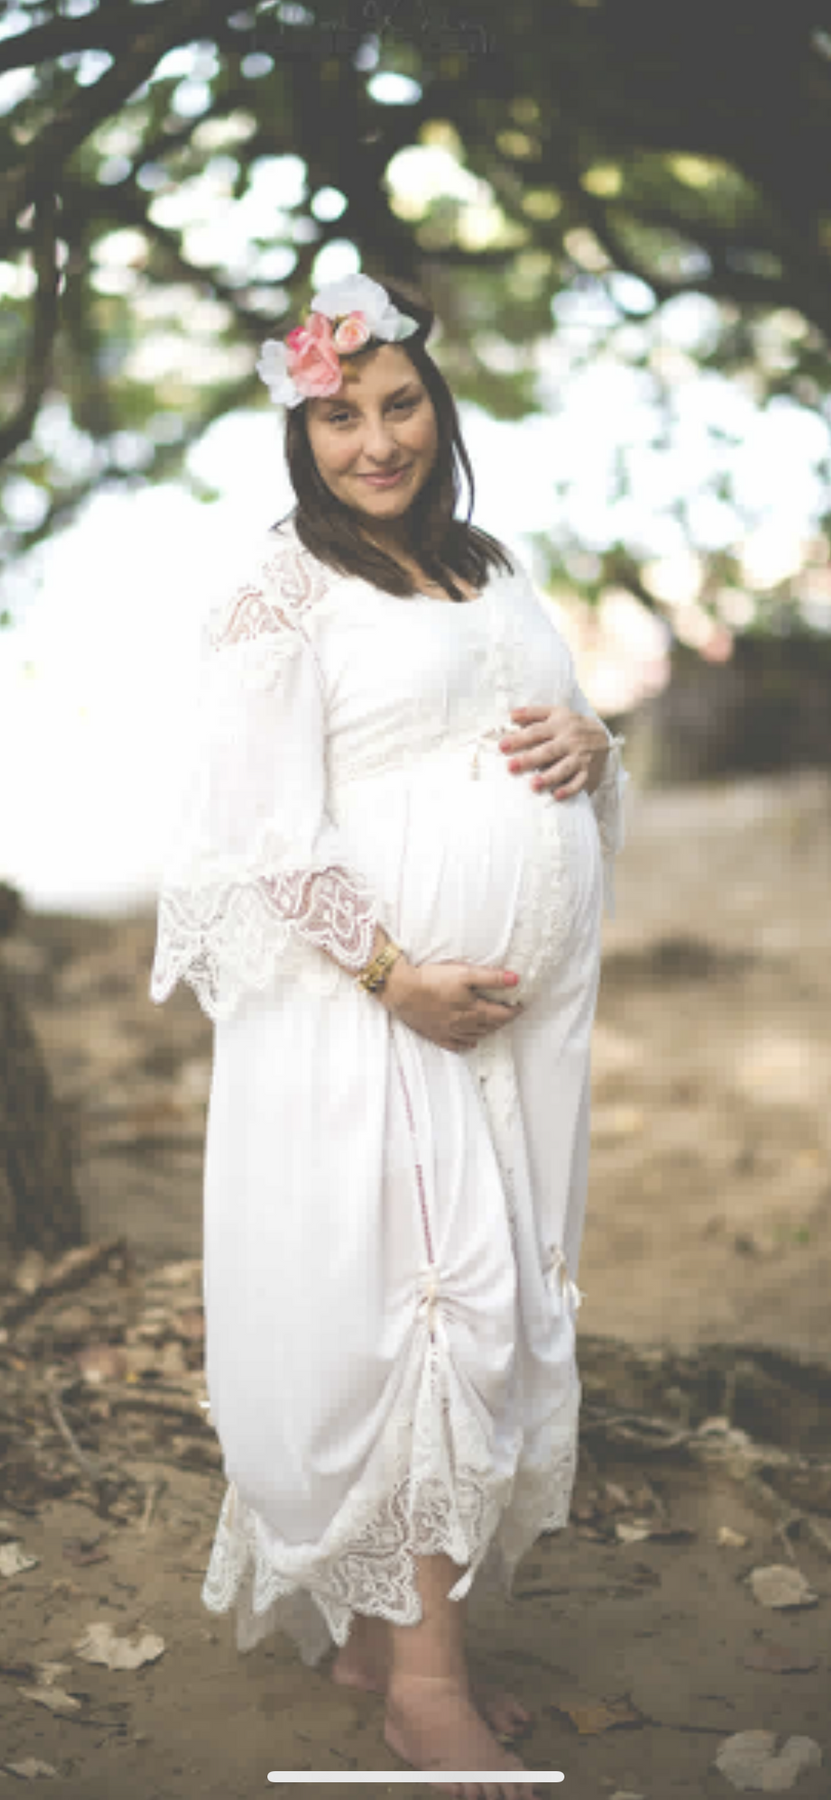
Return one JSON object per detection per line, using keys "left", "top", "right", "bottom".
{"left": 256, "top": 275, "right": 419, "bottom": 409}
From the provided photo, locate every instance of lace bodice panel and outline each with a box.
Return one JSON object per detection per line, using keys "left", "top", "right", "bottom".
{"left": 316, "top": 561, "right": 571, "bottom": 787}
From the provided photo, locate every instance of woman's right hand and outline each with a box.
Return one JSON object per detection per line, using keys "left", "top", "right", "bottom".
{"left": 380, "top": 956, "right": 522, "bottom": 1052}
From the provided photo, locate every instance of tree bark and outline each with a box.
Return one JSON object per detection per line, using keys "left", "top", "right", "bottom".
{"left": 0, "top": 883, "right": 84, "bottom": 1272}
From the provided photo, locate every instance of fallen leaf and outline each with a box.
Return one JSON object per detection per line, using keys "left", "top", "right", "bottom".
{"left": 615, "top": 1520, "right": 695, "bottom": 1544}
{"left": 601, "top": 1482, "right": 631, "bottom": 1512}
{"left": 741, "top": 1641, "right": 819, "bottom": 1674}
{"left": 0, "top": 1543, "right": 39, "bottom": 1578}
{"left": 718, "top": 1526, "right": 749, "bottom": 1548}
{"left": 13, "top": 1250, "right": 46, "bottom": 1295}
{"left": 17, "top": 1685, "right": 81, "bottom": 1716}
{"left": 73, "top": 1620, "right": 165, "bottom": 1670}
{"left": 748, "top": 1565, "right": 818, "bottom": 1610}
{"left": 714, "top": 1730, "right": 822, "bottom": 1791}
{"left": 75, "top": 1343, "right": 128, "bottom": 1384}
{"left": 3, "top": 1759, "right": 58, "bottom": 1778}
{"left": 549, "top": 1693, "right": 644, "bottom": 1734}
{"left": 154, "top": 1258, "right": 202, "bottom": 1287}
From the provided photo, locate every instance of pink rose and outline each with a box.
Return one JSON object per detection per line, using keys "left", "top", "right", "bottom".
{"left": 333, "top": 311, "right": 370, "bottom": 353}
{"left": 286, "top": 312, "right": 342, "bottom": 398}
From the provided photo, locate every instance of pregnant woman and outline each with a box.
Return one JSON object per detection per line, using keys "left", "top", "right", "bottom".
{"left": 151, "top": 274, "right": 628, "bottom": 1798}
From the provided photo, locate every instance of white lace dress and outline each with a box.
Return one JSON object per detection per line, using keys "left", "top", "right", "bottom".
{"left": 150, "top": 513, "right": 628, "bottom": 1667}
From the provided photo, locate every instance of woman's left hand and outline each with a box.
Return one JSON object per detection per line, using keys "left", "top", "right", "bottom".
{"left": 499, "top": 705, "right": 609, "bottom": 799}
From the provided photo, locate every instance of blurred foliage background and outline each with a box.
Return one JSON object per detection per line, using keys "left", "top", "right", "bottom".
{"left": 3, "top": 0, "right": 831, "bottom": 678}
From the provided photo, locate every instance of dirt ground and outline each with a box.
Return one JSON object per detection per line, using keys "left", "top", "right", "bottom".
{"left": 1, "top": 767, "right": 830, "bottom": 1798}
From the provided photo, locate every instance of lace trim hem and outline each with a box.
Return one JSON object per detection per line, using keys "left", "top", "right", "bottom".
{"left": 200, "top": 1361, "right": 581, "bottom": 1666}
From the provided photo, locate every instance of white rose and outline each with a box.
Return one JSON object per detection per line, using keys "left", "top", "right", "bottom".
{"left": 255, "top": 339, "right": 303, "bottom": 407}
{"left": 310, "top": 275, "right": 417, "bottom": 343}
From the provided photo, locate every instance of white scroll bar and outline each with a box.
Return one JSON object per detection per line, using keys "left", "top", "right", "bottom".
{"left": 267, "top": 1775, "right": 565, "bottom": 1785}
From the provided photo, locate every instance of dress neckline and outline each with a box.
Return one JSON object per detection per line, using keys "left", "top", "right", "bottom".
{"left": 405, "top": 584, "right": 486, "bottom": 605}
{"left": 273, "top": 516, "right": 493, "bottom": 607}
{"left": 376, "top": 566, "right": 494, "bottom": 606}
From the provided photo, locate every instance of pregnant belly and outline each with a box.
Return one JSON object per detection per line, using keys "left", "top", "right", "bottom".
{"left": 333, "top": 751, "right": 599, "bottom": 1005}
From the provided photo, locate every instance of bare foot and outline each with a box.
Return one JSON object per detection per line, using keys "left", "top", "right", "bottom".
{"left": 384, "top": 1672, "right": 531, "bottom": 1799}
{"left": 331, "top": 1630, "right": 532, "bottom": 1738}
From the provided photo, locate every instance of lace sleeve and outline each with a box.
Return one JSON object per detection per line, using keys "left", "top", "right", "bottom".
{"left": 567, "top": 666, "right": 629, "bottom": 920}
{"left": 149, "top": 536, "right": 381, "bottom": 1021}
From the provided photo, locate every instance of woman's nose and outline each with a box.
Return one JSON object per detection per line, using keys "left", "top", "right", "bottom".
{"left": 361, "top": 416, "right": 399, "bottom": 461}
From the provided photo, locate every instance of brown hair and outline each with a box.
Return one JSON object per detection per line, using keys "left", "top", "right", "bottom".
{"left": 269, "top": 277, "right": 515, "bottom": 601}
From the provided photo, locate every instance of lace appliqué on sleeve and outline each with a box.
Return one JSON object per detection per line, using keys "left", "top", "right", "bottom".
{"left": 150, "top": 533, "right": 380, "bottom": 1021}
{"left": 152, "top": 854, "right": 379, "bottom": 1023}
{"left": 260, "top": 864, "right": 378, "bottom": 967}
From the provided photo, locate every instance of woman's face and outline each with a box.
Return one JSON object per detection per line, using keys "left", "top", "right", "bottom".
{"left": 304, "top": 344, "right": 439, "bottom": 534}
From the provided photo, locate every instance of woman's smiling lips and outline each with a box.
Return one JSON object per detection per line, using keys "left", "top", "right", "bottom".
{"left": 358, "top": 465, "right": 412, "bottom": 488}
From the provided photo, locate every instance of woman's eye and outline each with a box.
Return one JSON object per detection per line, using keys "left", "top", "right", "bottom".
{"left": 328, "top": 398, "right": 417, "bottom": 425}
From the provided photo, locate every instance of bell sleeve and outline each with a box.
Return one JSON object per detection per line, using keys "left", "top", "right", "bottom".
{"left": 565, "top": 654, "right": 629, "bottom": 921}
{"left": 149, "top": 546, "right": 382, "bottom": 1023}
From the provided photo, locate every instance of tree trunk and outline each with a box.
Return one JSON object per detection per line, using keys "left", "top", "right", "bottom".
{"left": 0, "top": 882, "right": 84, "bottom": 1271}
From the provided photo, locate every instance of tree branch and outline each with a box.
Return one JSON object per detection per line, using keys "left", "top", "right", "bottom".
{"left": 0, "top": 0, "right": 227, "bottom": 247}
{"left": 0, "top": 5, "right": 120, "bottom": 75}
{"left": 0, "top": 189, "right": 61, "bottom": 463}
